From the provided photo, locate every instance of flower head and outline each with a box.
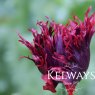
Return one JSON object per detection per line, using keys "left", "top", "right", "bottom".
{"left": 18, "top": 7, "right": 95, "bottom": 95}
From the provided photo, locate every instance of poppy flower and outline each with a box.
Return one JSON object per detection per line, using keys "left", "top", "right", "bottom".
{"left": 18, "top": 7, "right": 95, "bottom": 95}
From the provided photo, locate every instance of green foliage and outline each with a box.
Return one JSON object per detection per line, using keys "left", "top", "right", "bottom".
{"left": 0, "top": 0, "right": 95, "bottom": 95}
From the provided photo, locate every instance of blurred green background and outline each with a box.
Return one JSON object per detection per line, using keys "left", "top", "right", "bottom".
{"left": 0, "top": 0, "right": 95, "bottom": 95}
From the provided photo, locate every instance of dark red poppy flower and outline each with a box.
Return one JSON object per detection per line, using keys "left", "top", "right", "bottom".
{"left": 18, "top": 7, "right": 95, "bottom": 95}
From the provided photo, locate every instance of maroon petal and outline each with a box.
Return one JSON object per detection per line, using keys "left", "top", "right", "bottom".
{"left": 18, "top": 7, "right": 95, "bottom": 95}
